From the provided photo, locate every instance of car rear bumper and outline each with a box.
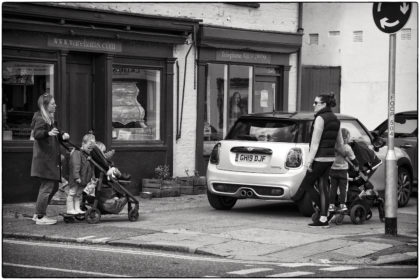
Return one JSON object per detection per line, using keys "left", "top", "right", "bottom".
{"left": 206, "top": 163, "right": 305, "bottom": 200}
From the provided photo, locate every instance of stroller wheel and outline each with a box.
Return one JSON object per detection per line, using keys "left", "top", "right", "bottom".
{"left": 86, "top": 208, "right": 101, "bottom": 224}
{"left": 350, "top": 204, "right": 367, "bottom": 224}
{"left": 366, "top": 209, "right": 372, "bottom": 220}
{"left": 128, "top": 208, "right": 139, "bottom": 222}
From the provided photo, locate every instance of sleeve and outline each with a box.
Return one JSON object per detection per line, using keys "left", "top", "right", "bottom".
{"left": 32, "top": 116, "right": 50, "bottom": 140}
{"left": 345, "top": 144, "right": 359, "bottom": 168}
{"left": 70, "top": 151, "right": 81, "bottom": 180}
{"left": 306, "top": 116, "right": 324, "bottom": 164}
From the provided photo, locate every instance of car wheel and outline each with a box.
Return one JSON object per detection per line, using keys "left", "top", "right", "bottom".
{"left": 397, "top": 166, "right": 412, "bottom": 207}
{"left": 207, "top": 190, "right": 237, "bottom": 210}
{"left": 297, "top": 192, "right": 315, "bottom": 217}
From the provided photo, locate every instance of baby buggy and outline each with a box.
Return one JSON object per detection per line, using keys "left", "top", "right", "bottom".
{"left": 313, "top": 141, "right": 385, "bottom": 225}
{"left": 62, "top": 141, "right": 140, "bottom": 224}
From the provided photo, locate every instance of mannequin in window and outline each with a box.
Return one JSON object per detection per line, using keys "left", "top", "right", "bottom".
{"left": 229, "top": 91, "right": 246, "bottom": 128}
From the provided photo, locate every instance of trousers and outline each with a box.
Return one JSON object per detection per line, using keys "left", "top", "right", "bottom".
{"left": 36, "top": 179, "right": 58, "bottom": 216}
{"left": 293, "top": 161, "right": 332, "bottom": 217}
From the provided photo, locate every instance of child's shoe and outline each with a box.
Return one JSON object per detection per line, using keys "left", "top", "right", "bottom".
{"left": 328, "top": 204, "right": 336, "bottom": 213}
{"left": 338, "top": 204, "right": 348, "bottom": 212}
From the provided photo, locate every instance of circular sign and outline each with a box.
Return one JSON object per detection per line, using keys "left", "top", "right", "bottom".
{"left": 373, "top": 2, "right": 412, "bottom": 33}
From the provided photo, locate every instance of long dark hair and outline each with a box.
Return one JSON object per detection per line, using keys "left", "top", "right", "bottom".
{"left": 318, "top": 93, "right": 337, "bottom": 108}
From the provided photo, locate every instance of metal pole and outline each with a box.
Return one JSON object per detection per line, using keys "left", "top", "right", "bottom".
{"left": 385, "top": 33, "right": 397, "bottom": 236}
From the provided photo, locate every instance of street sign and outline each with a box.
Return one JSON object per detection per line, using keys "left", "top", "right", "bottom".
{"left": 373, "top": 2, "right": 412, "bottom": 33}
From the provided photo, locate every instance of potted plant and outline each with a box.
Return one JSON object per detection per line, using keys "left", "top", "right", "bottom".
{"left": 176, "top": 169, "right": 207, "bottom": 195}
{"left": 141, "top": 165, "right": 181, "bottom": 198}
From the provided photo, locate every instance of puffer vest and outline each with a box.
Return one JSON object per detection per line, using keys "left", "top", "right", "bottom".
{"left": 310, "top": 107, "right": 340, "bottom": 158}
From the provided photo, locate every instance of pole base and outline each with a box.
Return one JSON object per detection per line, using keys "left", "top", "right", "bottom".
{"left": 385, "top": 217, "right": 397, "bottom": 236}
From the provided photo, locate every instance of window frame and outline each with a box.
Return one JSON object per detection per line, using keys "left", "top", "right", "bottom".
{"left": 111, "top": 63, "right": 164, "bottom": 146}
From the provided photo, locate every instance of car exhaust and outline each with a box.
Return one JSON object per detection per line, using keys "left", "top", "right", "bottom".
{"left": 246, "top": 190, "right": 253, "bottom": 197}
{"left": 240, "top": 190, "right": 247, "bottom": 197}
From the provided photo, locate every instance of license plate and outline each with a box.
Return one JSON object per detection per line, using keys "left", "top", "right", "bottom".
{"left": 235, "top": 153, "right": 267, "bottom": 163}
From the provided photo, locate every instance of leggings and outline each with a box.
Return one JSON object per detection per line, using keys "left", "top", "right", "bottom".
{"left": 295, "top": 161, "right": 333, "bottom": 217}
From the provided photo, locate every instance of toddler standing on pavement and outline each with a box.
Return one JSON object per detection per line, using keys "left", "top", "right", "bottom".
{"left": 67, "top": 134, "right": 96, "bottom": 215}
{"left": 328, "top": 128, "right": 359, "bottom": 213}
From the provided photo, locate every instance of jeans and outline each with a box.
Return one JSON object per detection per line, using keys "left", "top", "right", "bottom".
{"left": 36, "top": 179, "right": 57, "bottom": 216}
{"left": 293, "top": 161, "right": 333, "bottom": 217}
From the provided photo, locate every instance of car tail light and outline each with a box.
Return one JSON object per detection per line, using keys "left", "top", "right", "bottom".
{"left": 209, "top": 143, "right": 221, "bottom": 165}
{"left": 285, "top": 148, "right": 302, "bottom": 168}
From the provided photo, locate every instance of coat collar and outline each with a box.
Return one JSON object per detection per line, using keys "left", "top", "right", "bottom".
{"left": 314, "top": 106, "right": 332, "bottom": 118}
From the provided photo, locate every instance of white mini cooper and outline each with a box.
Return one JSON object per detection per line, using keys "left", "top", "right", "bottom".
{"left": 206, "top": 112, "right": 414, "bottom": 216}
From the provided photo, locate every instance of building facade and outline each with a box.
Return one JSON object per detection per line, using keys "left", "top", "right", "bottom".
{"left": 301, "top": 2, "right": 418, "bottom": 130}
{"left": 2, "top": 3, "right": 302, "bottom": 202}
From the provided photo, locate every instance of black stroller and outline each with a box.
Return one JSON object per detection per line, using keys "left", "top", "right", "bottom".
{"left": 312, "top": 141, "right": 385, "bottom": 225}
{"left": 61, "top": 140, "right": 140, "bottom": 224}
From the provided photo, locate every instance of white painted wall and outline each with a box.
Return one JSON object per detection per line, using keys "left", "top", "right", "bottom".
{"left": 302, "top": 3, "right": 418, "bottom": 130}
{"left": 54, "top": 3, "right": 300, "bottom": 176}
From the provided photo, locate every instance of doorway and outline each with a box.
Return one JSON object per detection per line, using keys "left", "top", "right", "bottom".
{"left": 66, "top": 53, "right": 94, "bottom": 144}
{"left": 301, "top": 66, "right": 341, "bottom": 112}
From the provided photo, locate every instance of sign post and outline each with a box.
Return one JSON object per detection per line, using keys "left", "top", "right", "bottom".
{"left": 372, "top": 2, "right": 411, "bottom": 236}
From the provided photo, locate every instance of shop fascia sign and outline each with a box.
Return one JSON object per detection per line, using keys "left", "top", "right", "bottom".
{"left": 216, "top": 50, "right": 271, "bottom": 64}
{"left": 47, "top": 36, "right": 122, "bottom": 52}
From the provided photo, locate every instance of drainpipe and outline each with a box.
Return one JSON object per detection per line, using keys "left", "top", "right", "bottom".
{"left": 176, "top": 33, "right": 194, "bottom": 141}
{"left": 296, "top": 2, "right": 304, "bottom": 112}
{"left": 176, "top": 60, "right": 180, "bottom": 139}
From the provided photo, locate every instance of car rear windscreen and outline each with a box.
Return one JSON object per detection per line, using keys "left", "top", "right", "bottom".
{"left": 226, "top": 119, "right": 303, "bottom": 143}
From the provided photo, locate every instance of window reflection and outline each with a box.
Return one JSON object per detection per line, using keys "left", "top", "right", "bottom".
{"left": 2, "top": 61, "right": 54, "bottom": 141}
{"left": 112, "top": 66, "right": 160, "bottom": 141}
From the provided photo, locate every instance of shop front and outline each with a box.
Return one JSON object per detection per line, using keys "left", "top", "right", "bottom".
{"left": 195, "top": 25, "right": 302, "bottom": 174}
{"left": 2, "top": 3, "right": 198, "bottom": 202}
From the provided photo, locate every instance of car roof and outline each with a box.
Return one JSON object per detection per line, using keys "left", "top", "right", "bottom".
{"left": 396, "top": 110, "right": 418, "bottom": 116}
{"left": 239, "top": 111, "right": 356, "bottom": 121}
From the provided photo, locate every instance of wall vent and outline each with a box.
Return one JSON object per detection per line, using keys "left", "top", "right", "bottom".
{"left": 353, "top": 31, "right": 363, "bottom": 42}
{"left": 401, "top": 28, "right": 411, "bottom": 40}
{"left": 329, "top": 31, "right": 340, "bottom": 37}
{"left": 309, "top": 33, "right": 319, "bottom": 45}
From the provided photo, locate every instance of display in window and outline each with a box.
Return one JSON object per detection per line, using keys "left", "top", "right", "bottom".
{"left": 112, "top": 82, "right": 152, "bottom": 141}
{"left": 2, "top": 62, "right": 54, "bottom": 141}
{"left": 112, "top": 65, "right": 160, "bottom": 142}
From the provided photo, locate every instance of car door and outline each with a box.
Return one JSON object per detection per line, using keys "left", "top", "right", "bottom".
{"left": 376, "top": 113, "right": 418, "bottom": 182}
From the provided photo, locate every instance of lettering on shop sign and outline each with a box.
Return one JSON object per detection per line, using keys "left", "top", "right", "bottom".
{"left": 216, "top": 50, "right": 271, "bottom": 64}
{"left": 47, "top": 37, "right": 122, "bottom": 52}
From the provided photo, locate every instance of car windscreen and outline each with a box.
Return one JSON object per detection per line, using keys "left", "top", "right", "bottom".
{"left": 226, "top": 118, "right": 301, "bottom": 143}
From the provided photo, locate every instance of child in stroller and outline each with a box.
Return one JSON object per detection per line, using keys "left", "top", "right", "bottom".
{"left": 62, "top": 138, "right": 139, "bottom": 224}
{"left": 330, "top": 140, "right": 385, "bottom": 225}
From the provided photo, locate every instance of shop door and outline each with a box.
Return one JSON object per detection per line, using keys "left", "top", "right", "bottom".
{"left": 301, "top": 66, "right": 341, "bottom": 113}
{"left": 66, "top": 53, "right": 94, "bottom": 144}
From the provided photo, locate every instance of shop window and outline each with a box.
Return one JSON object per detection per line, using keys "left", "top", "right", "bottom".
{"left": 112, "top": 65, "right": 161, "bottom": 142}
{"left": 203, "top": 64, "right": 280, "bottom": 155}
{"left": 2, "top": 61, "right": 54, "bottom": 141}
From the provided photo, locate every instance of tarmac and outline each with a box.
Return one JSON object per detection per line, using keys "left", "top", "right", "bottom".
{"left": 2, "top": 193, "right": 418, "bottom": 266}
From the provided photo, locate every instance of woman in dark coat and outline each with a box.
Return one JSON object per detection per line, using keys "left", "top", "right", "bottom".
{"left": 31, "top": 93, "right": 69, "bottom": 225}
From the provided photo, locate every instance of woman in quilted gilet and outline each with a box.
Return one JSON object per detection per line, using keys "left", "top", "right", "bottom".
{"left": 292, "top": 93, "right": 344, "bottom": 227}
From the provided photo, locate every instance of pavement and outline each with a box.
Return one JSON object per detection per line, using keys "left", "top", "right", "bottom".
{"left": 2, "top": 193, "right": 418, "bottom": 266}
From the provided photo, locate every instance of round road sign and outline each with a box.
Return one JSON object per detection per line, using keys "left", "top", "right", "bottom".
{"left": 373, "top": 2, "right": 412, "bottom": 34}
